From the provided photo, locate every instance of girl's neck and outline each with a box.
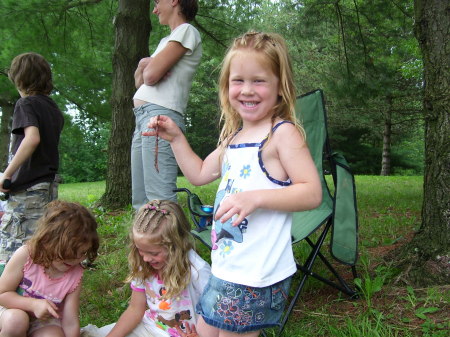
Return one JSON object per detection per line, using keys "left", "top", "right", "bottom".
{"left": 235, "top": 118, "right": 278, "bottom": 143}
{"left": 45, "top": 266, "right": 65, "bottom": 279}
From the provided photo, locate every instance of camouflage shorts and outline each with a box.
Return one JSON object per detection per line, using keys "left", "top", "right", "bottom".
{"left": 0, "top": 181, "right": 58, "bottom": 264}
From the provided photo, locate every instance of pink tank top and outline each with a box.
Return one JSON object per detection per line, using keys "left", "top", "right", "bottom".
{"left": 19, "top": 253, "right": 84, "bottom": 308}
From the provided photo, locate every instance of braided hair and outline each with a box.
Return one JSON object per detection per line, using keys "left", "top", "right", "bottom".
{"left": 128, "top": 200, "right": 194, "bottom": 299}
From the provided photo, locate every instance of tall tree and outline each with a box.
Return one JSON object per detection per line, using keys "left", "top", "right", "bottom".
{"left": 99, "top": 0, "right": 150, "bottom": 209}
{"left": 392, "top": 0, "right": 449, "bottom": 285}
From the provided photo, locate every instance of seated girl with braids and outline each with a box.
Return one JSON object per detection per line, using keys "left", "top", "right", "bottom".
{"left": 90, "top": 200, "right": 211, "bottom": 337}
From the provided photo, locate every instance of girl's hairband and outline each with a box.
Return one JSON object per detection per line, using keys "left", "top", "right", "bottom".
{"left": 144, "top": 201, "right": 170, "bottom": 215}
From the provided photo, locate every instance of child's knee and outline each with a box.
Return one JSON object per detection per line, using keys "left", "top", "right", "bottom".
{"left": 0, "top": 308, "right": 29, "bottom": 335}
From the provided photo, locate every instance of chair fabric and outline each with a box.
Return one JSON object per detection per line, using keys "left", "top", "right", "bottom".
{"left": 295, "top": 89, "right": 358, "bottom": 266}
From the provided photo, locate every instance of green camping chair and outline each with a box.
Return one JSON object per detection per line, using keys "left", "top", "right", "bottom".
{"left": 175, "top": 89, "right": 359, "bottom": 336}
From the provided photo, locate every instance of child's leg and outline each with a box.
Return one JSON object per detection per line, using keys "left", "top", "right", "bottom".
{"left": 219, "top": 331, "right": 260, "bottom": 337}
{"left": 196, "top": 316, "right": 220, "bottom": 337}
{"left": 29, "top": 325, "right": 64, "bottom": 337}
{"left": 197, "top": 317, "right": 260, "bottom": 337}
{"left": 0, "top": 308, "right": 29, "bottom": 337}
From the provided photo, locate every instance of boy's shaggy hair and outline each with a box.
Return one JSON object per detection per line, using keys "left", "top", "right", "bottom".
{"left": 8, "top": 52, "right": 54, "bottom": 96}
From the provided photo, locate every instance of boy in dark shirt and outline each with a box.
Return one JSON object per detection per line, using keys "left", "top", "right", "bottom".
{"left": 0, "top": 52, "right": 64, "bottom": 264}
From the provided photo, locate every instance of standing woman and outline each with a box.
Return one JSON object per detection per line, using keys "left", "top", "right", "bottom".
{"left": 132, "top": 0, "right": 202, "bottom": 210}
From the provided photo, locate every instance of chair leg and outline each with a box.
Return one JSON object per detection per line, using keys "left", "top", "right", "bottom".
{"left": 276, "top": 221, "right": 332, "bottom": 336}
{"left": 276, "top": 220, "right": 358, "bottom": 336}
{"left": 304, "top": 240, "right": 357, "bottom": 297}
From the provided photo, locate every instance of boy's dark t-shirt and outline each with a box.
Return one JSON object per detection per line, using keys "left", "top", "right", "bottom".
{"left": 10, "top": 94, "right": 64, "bottom": 192}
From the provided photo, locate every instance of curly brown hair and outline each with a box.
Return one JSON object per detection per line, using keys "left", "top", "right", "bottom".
{"left": 8, "top": 52, "right": 53, "bottom": 96}
{"left": 27, "top": 200, "right": 99, "bottom": 268}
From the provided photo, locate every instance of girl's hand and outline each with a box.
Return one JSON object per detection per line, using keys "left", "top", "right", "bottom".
{"left": 175, "top": 322, "right": 198, "bottom": 337}
{"left": 142, "top": 115, "right": 182, "bottom": 143}
{"left": 32, "top": 299, "right": 59, "bottom": 320}
{"left": 215, "top": 191, "right": 260, "bottom": 227}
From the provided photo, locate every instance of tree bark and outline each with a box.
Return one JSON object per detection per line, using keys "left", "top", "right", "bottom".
{"left": 390, "top": 0, "right": 450, "bottom": 286}
{"left": 380, "top": 97, "right": 392, "bottom": 176}
{"left": 0, "top": 98, "right": 15, "bottom": 172}
{"left": 100, "top": 0, "right": 151, "bottom": 209}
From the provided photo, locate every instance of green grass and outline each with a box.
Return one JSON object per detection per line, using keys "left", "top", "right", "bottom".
{"left": 59, "top": 176, "right": 449, "bottom": 336}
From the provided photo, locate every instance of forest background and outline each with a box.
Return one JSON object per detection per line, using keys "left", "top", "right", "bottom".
{"left": 0, "top": 0, "right": 425, "bottom": 183}
{"left": 0, "top": 0, "right": 450, "bottom": 330}
{"left": 0, "top": 0, "right": 448, "bottom": 287}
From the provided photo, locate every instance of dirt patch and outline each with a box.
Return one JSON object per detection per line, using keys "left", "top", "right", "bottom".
{"left": 290, "top": 232, "right": 449, "bottom": 334}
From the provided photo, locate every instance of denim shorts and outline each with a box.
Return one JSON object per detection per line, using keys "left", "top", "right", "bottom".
{"left": 196, "top": 275, "right": 292, "bottom": 333}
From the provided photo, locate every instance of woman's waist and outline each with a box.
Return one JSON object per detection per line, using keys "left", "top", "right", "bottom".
{"left": 133, "top": 99, "right": 148, "bottom": 108}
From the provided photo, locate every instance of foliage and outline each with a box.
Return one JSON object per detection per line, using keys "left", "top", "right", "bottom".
{"left": 0, "top": 0, "right": 426, "bottom": 180}
{"left": 185, "top": 58, "right": 222, "bottom": 160}
{"left": 59, "top": 115, "right": 109, "bottom": 183}
{"left": 254, "top": 0, "right": 424, "bottom": 175}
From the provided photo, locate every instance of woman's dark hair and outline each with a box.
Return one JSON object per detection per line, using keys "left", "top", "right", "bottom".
{"left": 179, "top": 0, "right": 198, "bottom": 21}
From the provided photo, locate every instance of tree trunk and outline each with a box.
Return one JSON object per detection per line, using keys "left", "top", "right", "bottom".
{"left": 390, "top": 0, "right": 450, "bottom": 286}
{"left": 0, "top": 99, "right": 15, "bottom": 172}
{"left": 100, "top": 0, "right": 151, "bottom": 209}
{"left": 380, "top": 97, "right": 392, "bottom": 176}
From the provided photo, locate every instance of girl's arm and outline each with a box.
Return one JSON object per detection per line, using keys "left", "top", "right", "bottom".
{"left": 215, "top": 123, "right": 322, "bottom": 226}
{"left": 144, "top": 115, "right": 221, "bottom": 186}
{"left": 106, "top": 289, "right": 147, "bottom": 337}
{"left": 0, "top": 126, "right": 40, "bottom": 192}
{"left": 60, "top": 283, "right": 82, "bottom": 337}
{"left": 0, "top": 246, "right": 59, "bottom": 320}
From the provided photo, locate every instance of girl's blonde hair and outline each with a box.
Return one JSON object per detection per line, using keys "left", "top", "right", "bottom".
{"left": 27, "top": 200, "right": 99, "bottom": 268}
{"left": 218, "top": 31, "right": 303, "bottom": 146}
{"left": 128, "top": 200, "right": 193, "bottom": 299}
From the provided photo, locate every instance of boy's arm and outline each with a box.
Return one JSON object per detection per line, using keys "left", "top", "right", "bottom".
{"left": 0, "top": 126, "right": 40, "bottom": 192}
{"left": 144, "top": 115, "right": 221, "bottom": 186}
{"left": 61, "top": 284, "right": 82, "bottom": 337}
{"left": 106, "top": 289, "right": 147, "bottom": 337}
{"left": 215, "top": 123, "right": 322, "bottom": 226}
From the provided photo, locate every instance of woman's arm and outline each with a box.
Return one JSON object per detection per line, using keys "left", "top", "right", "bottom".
{"left": 106, "top": 290, "right": 147, "bottom": 337}
{"left": 142, "top": 41, "right": 188, "bottom": 86}
{"left": 61, "top": 284, "right": 82, "bottom": 337}
{"left": 0, "top": 246, "right": 59, "bottom": 320}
